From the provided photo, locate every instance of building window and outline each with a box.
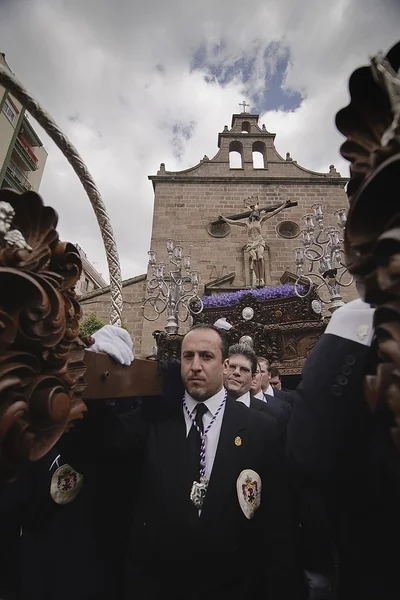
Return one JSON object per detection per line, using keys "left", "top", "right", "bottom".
{"left": 229, "top": 140, "right": 243, "bottom": 168}
{"left": 252, "top": 141, "right": 266, "bottom": 169}
{"left": 241, "top": 121, "right": 250, "bottom": 133}
{"left": 276, "top": 220, "right": 300, "bottom": 239}
{"left": 2, "top": 98, "right": 17, "bottom": 125}
{"left": 207, "top": 220, "right": 231, "bottom": 238}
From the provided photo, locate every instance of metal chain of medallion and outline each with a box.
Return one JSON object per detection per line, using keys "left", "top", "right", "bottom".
{"left": 183, "top": 390, "right": 227, "bottom": 508}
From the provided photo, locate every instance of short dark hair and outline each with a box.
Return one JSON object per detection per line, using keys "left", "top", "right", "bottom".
{"left": 228, "top": 343, "right": 258, "bottom": 374}
{"left": 268, "top": 365, "right": 281, "bottom": 379}
{"left": 185, "top": 324, "right": 229, "bottom": 360}
{"left": 257, "top": 356, "right": 269, "bottom": 369}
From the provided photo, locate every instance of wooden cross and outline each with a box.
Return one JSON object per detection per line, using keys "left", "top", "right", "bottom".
{"left": 210, "top": 200, "right": 298, "bottom": 228}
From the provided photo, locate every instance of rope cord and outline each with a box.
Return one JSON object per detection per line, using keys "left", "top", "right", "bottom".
{"left": 0, "top": 64, "right": 122, "bottom": 325}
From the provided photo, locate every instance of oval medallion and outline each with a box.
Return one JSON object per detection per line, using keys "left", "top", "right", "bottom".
{"left": 50, "top": 464, "right": 83, "bottom": 505}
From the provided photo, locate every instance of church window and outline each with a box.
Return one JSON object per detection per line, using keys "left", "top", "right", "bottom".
{"left": 252, "top": 141, "right": 266, "bottom": 169}
{"left": 206, "top": 220, "right": 230, "bottom": 238}
{"left": 229, "top": 141, "right": 243, "bottom": 169}
{"left": 276, "top": 220, "right": 300, "bottom": 239}
{"left": 241, "top": 121, "right": 250, "bottom": 133}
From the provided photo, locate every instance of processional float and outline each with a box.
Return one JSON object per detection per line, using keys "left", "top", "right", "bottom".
{"left": 336, "top": 39, "right": 400, "bottom": 451}
{"left": 0, "top": 39, "right": 399, "bottom": 484}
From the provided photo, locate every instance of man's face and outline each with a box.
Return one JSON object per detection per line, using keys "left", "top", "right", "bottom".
{"left": 250, "top": 365, "right": 262, "bottom": 395}
{"left": 259, "top": 360, "right": 270, "bottom": 391}
{"left": 181, "top": 329, "right": 224, "bottom": 402}
{"left": 270, "top": 375, "right": 282, "bottom": 390}
{"left": 223, "top": 354, "right": 254, "bottom": 398}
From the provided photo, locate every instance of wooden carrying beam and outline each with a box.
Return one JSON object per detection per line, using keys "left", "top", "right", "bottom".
{"left": 83, "top": 352, "right": 162, "bottom": 399}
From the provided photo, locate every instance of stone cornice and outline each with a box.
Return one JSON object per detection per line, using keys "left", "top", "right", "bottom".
{"left": 149, "top": 175, "right": 349, "bottom": 187}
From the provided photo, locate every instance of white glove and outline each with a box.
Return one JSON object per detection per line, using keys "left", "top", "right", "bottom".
{"left": 213, "top": 318, "right": 232, "bottom": 331}
{"left": 86, "top": 325, "right": 134, "bottom": 366}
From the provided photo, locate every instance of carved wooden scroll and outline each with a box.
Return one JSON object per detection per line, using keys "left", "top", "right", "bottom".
{"left": 336, "top": 40, "right": 400, "bottom": 449}
{"left": 0, "top": 189, "right": 87, "bottom": 482}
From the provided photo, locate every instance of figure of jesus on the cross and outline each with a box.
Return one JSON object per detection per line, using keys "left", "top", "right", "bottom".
{"left": 219, "top": 198, "right": 293, "bottom": 287}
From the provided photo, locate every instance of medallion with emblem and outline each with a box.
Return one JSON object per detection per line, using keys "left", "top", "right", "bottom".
{"left": 236, "top": 469, "right": 261, "bottom": 519}
{"left": 50, "top": 464, "right": 83, "bottom": 505}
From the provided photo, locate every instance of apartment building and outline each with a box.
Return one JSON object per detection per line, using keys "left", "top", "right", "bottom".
{"left": 0, "top": 52, "right": 47, "bottom": 193}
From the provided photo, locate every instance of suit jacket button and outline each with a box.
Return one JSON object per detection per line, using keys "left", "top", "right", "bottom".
{"left": 345, "top": 355, "right": 356, "bottom": 366}
{"left": 336, "top": 375, "right": 348, "bottom": 386}
{"left": 341, "top": 365, "right": 352, "bottom": 376}
{"left": 332, "top": 384, "right": 342, "bottom": 396}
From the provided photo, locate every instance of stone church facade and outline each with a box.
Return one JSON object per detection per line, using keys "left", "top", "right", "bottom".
{"left": 81, "top": 111, "right": 356, "bottom": 357}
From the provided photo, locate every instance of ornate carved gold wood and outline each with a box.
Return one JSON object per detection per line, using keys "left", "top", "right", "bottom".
{"left": 0, "top": 189, "right": 87, "bottom": 482}
{"left": 336, "top": 40, "right": 400, "bottom": 449}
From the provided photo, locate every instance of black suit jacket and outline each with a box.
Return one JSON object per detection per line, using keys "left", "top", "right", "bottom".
{"left": 271, "top": 387, "right": 296, "bottom": 410}
{"left": 96, "top": 397, "right": 303, "bottom": 600}
{"left": 0, "top": 400, "right": 140, "bottom": 600}
{"left": 287, "top": 333, "right": 400, "bottom": 599}
{"left": 254, "top": 392, "right": 292, "bottom": 435}
{"left": 250, "top": 394, "right": 284, "bottom": 425}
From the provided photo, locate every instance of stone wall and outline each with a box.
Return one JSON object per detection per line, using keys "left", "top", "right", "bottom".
{"left": 149, "top": 179, "right": 351, "bottom": 289}
{"left": 80, "top": 275, "right": 148, "bottom": 355}
{"left": 141, "top": 180, "right": 357, "bottom": 355}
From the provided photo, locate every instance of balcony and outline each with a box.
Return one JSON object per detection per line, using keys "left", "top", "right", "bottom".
{"left": 4, "top": 160, "right": 33, "bottom": 192}
{"left": 15, "top": 136, "right": 38, "bottom": 170}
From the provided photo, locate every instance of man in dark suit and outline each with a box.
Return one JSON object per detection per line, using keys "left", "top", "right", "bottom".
{"left": 254, "top": 357, "right": 292, "bottom": 424}
{"left": 287, "top": 298, "right": 400, "bottom": 599}
{"left": 251, "top": 357, "right": 334, "bottom": 597}
{"left": 223, "top": 343, "right": 277, "bottom": 416}
{"left": 0, "top": 397, "right": 140, "bottom": 600}
{"left": 268, "top": 365, "right": 291, "bottom": 393}
{"left": 88, "top": 324, "right": 303, "bottom": 599}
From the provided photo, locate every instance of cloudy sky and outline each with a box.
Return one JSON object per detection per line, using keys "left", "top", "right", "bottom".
{"left": 0, "top": 0, "right": 398, "bottom": 282}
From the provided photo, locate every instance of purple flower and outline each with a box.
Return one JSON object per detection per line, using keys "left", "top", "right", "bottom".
{"left": 202, "top": 284, "right": 303, "bottom": 308}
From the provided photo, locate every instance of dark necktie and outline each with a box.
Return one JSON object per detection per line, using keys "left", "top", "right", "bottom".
{"left": 187, "top": 402, "right": 207, "bottom": 478}
{"left": 187, "top": 403, "right": 208, "bottom": 520}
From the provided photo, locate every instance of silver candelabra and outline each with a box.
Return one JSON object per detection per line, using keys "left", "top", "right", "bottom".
{"left": 142, "top": 239, "right": 203, "bottom": 334}
{"left": 293, "top": 203, "right": 353, "bottom": 314}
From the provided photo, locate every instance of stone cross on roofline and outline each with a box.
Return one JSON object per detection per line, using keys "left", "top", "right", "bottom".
{"left": 239, "top": 100, "right": 250, "bottom": 113}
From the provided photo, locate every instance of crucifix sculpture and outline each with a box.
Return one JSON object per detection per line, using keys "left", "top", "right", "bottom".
{"left": 239, "top": 100, "right": 249, "bottom": 113}
{"left": 218, "top": 198, "right": 297, "bottom": 287}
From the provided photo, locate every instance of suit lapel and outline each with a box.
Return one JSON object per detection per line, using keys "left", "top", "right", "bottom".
{"left": 250, "top": 395, "right": 264, "bottom": 411}
{"left": 200, "top": 399, "right": 249, "bottom": 525}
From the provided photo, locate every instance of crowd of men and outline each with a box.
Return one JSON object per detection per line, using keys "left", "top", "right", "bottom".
{"left": 0, "top": 297, "right": 399, "bottom": 600}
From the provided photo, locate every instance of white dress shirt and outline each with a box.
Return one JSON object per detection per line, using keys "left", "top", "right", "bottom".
{"left": 253, "top": 390, "right": 266, "bottom": 402}
{"left": 236, "top": 391, "right": 251, "bottom": 407}
{"left": 264, "top": 384, "right": 275, "bottom": 397}
{"left": 183, "top": 387, "right": 226, "bottom": 482}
